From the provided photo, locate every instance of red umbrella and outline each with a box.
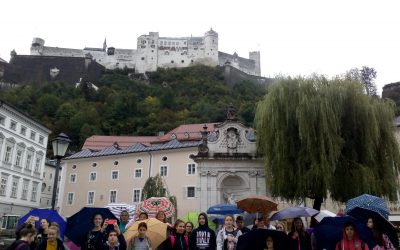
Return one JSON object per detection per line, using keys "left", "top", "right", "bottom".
{"left": 136, "top": 197, "right": 175, "bottom": 218}
{"left": 236, "top": 195, "right": 278, "bottom": 214}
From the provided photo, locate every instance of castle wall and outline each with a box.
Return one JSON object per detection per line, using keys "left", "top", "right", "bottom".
{"left": 82, "top": 49, "right": 136, "bottom": 70}
{"left": 218, "top": 51, "right": 259, "bottom": 76}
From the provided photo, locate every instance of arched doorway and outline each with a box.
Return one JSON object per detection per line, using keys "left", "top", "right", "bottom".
{"left": 219, "top": 174, "right": 249, "bottom": 204}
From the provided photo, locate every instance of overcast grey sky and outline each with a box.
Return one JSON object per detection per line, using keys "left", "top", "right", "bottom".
{"left": 1, "top": 0, "right": 399, "bottom": 93}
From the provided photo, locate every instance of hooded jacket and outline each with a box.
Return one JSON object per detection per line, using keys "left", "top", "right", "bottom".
{"left": 335, "top": 223, "right": 369, "bottom": 250}
{"left": 190, "top": 213, "right": 217, "bottom": 250}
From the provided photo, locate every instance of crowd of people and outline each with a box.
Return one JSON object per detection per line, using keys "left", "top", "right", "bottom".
{"left": 8, "top": 210, "right": 397, "bottom": 250}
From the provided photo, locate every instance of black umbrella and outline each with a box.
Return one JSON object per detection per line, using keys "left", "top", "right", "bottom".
{"left": 347, "top": 207, "right": 399, "bottom": 247}
{"left": 237, "top": 228, "right": 288, "bottom": 250}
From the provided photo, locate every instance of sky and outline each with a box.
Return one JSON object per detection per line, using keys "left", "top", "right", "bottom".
{"left": 1, "top": 0, "right": 399, "bottom": 94}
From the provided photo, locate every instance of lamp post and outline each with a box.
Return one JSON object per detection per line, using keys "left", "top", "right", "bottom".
{"left": 51, "top": 133, "right": 71, "bottom": 210}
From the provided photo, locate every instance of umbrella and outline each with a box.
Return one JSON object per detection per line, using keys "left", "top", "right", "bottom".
{"left": 106, "top": 203, "right": 136, "bottom": 219}
{"left": 64, "top": 240, "right": 80, "bottom": 250}
{"left": 269, "top": 207, "right": 319, "bottom": 221}
{"left": 345, "top": 194, "right": 389, "bottom": 219}
{"left": 124, "top": 218, "right": 167, "bottom": 249}
{"left": 207, "top": 203, "right": 244, "bottom": 215}
{"left": 65, "top": 207, "right": 118, "bottom": 246}
{"left": 236, "top": 195, "right": 278, "bottom": 214}
{"left": 313, "top": 216, "right": 374, "bottom": 250}
{"left": 314, "top": 209, "right": 336, "bottom": 222}
{"left": 18, "top": 208, "right": 66, "bottom": 239}
{"left": 237, "top": 229, "right": 288, "bottom": 250}
{"left": 347, "top": 207, "right": 399, "bottom": 247}
{"left": 136, "top": 197, "right": 175, "bottom": 218}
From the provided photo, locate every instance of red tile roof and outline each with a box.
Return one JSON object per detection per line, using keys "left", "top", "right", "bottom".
{"left": 157, "top": 123, "right": 217, "bottom": 143}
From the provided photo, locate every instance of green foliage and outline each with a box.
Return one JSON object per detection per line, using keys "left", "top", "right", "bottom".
{"left": 255, "top": 76, "right": 400, "bottom": 204}
{"left": 0, "top": 66, "right": 266, "bottom": 153}
{"left": 141, "top": 174, "right": 167, "bottom": 200}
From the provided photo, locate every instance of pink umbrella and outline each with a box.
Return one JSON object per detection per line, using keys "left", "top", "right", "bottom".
{"left": 136, "top": 197, "right": 175, "bottom": 218}
{"left": 64, "top": 239, "right": 80, "bottom": 250}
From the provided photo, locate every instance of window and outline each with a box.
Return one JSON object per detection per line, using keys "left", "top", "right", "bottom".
{"left": 181, "top": 60, "right": 185, "bottom": 63}
{"left": 41, "top": 183, "right": 46, "bottom": 192}
{"left": 34, "top": 157, "right": 41, "bottom": 173}
{"left": 89, "top": 172, "right": 97, "bottom": 182}
{"left": 187, "top": 186, "right": 195, "bottom": 198}
{"left": 39, "top": 136, "right": 44, "bottom": 145}
{"left": 113, "top": 161, "right": 119, "bottom": 166}
{"left": 25, "top": 154, "right": 32, "bottom": 170}
{"left": 30, "top": 131, "right": 36, "bottom": 141}
{"left": 21, "top": 180, "right": 29, "bottom": 200}
{"left": 31, "top": 182, "right": 38, "bottom": 201}
{"left": 110, "top": 190, "right": 117, "bottom": 203}
{"left": 187, "top": 163, "right": 196, "bottom": 175}
{"left": 111, "top": 171, "right": 119, "bottom": 180}
{"left": 137, "top": 159, "right": 142, "bottom": 164}
{"left": 10, "top": 178, "right": 19, "bottom": 198}
{"left": 171, "top": 60, "right": 174, "bottom": 64}
{"left": 162, "top": 156, "right": 168, "bottom": 161}
{"left": 72, "top": 164, "right": 77, "bottom": 169}
{"left": 0, "top": 115, "right": 5, "bottom": 126}
{"left": 48, "top": 186, "right": 51, "bottom": 192}
{"left": 87, "top": 191, "right": 95, "bottom": 205}
{"left": 134, "top": 169, "right": 142, "bottom": 178}
{"left": 10, "top": 121, "right": 16, "bottom": 131}
{"left": 49, "top": 173, "right": 52, "bottom": 180}
{"left": 4, "top": 146, "right": 12, "bottom": 163}
{"left": 67, "top": 192, "right": 74, "bottom": 205}
{"left": 43, "top": 172, "right": 45, "bottom": 178}
{"left": 70, "top": 174, "right": 77, "bottom": 183}
{"left": 160, "top": 166, "right": 168, "bottom": 177}
{"left": 92, "top": 162, "right": 97, "bottom": 167}
{"left": 15, "top": 150, "right": 23, "bottom": 167}
{"left": 20, "top": 126, "right": 26, "bottom": 136}
{"left": 133, "top": 189, "right": 141, "bottom": 203}
{"left": 0, "top": 176, "right": 8, "bottom": 196}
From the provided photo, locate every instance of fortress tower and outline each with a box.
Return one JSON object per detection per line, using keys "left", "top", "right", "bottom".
{"left": 249, "top": 51, "right": 261, "bottom": 76}
{"left": 135, "top": 32, "right": 159, "bottom": 73}
{"left": 30, "top": 38, "right": 45, "bottom": 55}
{"left": 203, "top": 28, "right": 219, "bottom": 66}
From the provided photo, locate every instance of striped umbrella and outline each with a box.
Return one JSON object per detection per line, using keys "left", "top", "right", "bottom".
{"left": 106, "top": 203, "right": 136, "bottom": 219}
{"left": 136, "top": 197, "right": 175, "bottom": 218}
{"left": 344, "top": 194, "right": 389, "bottom": 219}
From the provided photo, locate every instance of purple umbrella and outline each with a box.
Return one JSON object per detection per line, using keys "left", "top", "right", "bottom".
{"left": 270, "top": 207, "right": 319, "bottom": 221}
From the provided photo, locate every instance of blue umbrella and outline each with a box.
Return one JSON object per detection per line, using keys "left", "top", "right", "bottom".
{"left": 314, "top": 216, "right": 374, "bottom": 250}
{"left": 18, "top": 208, "right": 66, "bottom": 239}
{"left": 269, "top": 207, "right": 319, "bottom": 221}
{"left": 345, "top": 194, "right": 389, "bottom": 219}
{"left": 65, "top": 207, "right": 118, "bottom": 246}
{"left": 347, "top": 207, "right": 399, "bottom": 247}
{"left": 237, "top": 229, "right": 288, "bottom": 250}
{"left": 207, "top": 203, "right": 244, "bottom": 215}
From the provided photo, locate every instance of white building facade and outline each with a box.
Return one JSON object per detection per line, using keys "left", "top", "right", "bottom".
{"left": 0, "top": 100, "right": 51, "bottom": 219}
{"left": 39, "top": 159, "right": 61, "bottom": 209}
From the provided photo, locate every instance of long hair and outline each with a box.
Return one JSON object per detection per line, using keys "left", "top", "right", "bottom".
{"left": 172, "top": 219, "right": 185, "bottom": 235}
{"left": 291, "top": 217, "right": 306, "bottom": 237}
{"left": 369, "top": 217, "right": 384, "bottom": 245}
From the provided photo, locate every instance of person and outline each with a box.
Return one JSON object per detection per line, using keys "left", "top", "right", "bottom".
{"left": 287, "top": 218, "right": 311, "bottom": 250}
{"left": 251, "top": 218, "right": 259, "bottom": 230}
{"left": 99, "top": 225, "right": 126, "bottom": 250}
{"left": 138, "top": 212, "right": 149, "bottom": 221}
{"left": 36, "top": 226, "right": 66, "bottom": 250}
{"left": 16, "top": 216, "right": 37, "bottom": 240}
{"left": 367, "top": 217, "right": 395, "bottom": 250}
{"left": 7, "top": 224, "right": 36, "bottom": 250}
{"left": 275, "top": 222, "right": 286, "bottom": 233}
{"left": 119, "top": 210, "right": 130, "bottom": 234}
{"left": 335, "top": 221, "right": 369, "bottom": 250}
{"left": 129, "top": 222, "right": 152, "bottom": 250}
{"left": 217, "top": 215, "right": 239, "bottom": 250}
{"left": 263, "top": 216, "right": 276, "bottom": 230}
{"left": 184, "top": 222, "right": 194, "bottom": 238}
{"left": 158, "top": 219, "right": 189, "bottom": 250}
{"left": 264, "top": 236, "right": 274, "bottom": 250}
{"left": 235, "top": 216, "right": 250, "bottom": 234}
{"left": 190, "top": 212, "right": 217, "bottom": 250}
{"left": 156, "top": 211, "right": 167, "bottom": 223}
{"left": 81, "top": 213, "right": 107, "bottom": 250}
{"left": 37, "top": 218, "right": 50, "bottom": 244}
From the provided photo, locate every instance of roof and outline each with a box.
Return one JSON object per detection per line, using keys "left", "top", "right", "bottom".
{"left": 65, "top": 139, "right": 202, "bottom": 160}
{"left": 157, "top": 123, "right": 217, "bottom": 142}
{"left": 0, "top": 57, "right": 7, "bottom": 63}
{"left": 84, "top": 47, "right": 104, "bottom": 52}
{"left": 82, "top": 135, "right": 158, "bottom": 150}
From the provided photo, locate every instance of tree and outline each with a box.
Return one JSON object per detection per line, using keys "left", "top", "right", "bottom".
{"left": 255, "top": 76, "right": 400, "bottom": 210}
{"left": 345, "top": 66, "right": 377, "bottom": 96}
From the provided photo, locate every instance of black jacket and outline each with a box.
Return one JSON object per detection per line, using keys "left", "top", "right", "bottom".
{"left": 159, "top": 234, "right": 189, "bottom": 250}
{"left": 99, "top": 234, "right": 126, "bottom": 250}
{"left": 287, "top": 231, "right": 311, "bottom": 250}
{"left": 189, "top": 214, "right": 216, "bottom": 250}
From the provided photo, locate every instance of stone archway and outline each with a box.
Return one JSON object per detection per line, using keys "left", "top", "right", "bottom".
{"left": 219, "top": 174, "right": 248, "bottom": 204}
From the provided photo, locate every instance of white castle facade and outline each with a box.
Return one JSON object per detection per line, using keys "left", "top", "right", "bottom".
{"left": 30, "top": 29, "right": 261, "bottom": 76}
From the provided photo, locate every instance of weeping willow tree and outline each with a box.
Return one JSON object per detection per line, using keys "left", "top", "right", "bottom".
{"left": 255, "top": 75, "right": 400, "bottom": 209}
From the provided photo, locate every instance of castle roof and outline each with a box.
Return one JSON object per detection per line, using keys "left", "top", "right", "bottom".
{"left": 41, "top": 46, "right": 83, "bottom": 57}
{"left": 84, "top": 47, "right": 104, "bottom": 52}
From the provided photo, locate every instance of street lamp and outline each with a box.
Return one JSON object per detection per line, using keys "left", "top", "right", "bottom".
{"left": 51, "top": 133, "right": 71, "bottom": 210}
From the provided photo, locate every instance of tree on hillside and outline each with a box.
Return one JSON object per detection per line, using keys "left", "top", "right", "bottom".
{"left": 345, "top": 66, "right": 377, "bottom": 96}
{"left": 255, "top": 76, "right": 400, "bottom": 210}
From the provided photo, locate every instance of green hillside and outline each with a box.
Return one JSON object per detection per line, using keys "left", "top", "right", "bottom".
{"left": 0, "top": 65, "right": 269, "bottom": 152}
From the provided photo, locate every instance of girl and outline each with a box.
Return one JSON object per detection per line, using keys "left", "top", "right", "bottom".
{"left": 335, "top": 221, "right": 369, "bottom": 250}
{"left": 217, "top": 215, "right": 239, "bottom": 250}
{"left": 138, "top": 212, "right": 149, "bottom": 221}
{"left": 81, "top": 214, "right": 106, "bottom": 250}
{"left": 264, "top": 236, "right": 274, "bottom": 250}
{"left": 36, "top": 226, "right": 66, "bottom": 250}
{"left": 367, "top": 217, "right": 394, "bottom": 250}
{"left": 287, "top": 218, "right": 311, "bottom": 250}
{"left": 37, "top": 218, "right": 50, "bottom": 244}
{"left": 130, "top": 222, "right": 152, "bottom": 250}
{"left": 184, "top": 222, "right": 194, "bottom": 238}
{"left": 7, "top": 225, "right": 36, "bottom": 250}
{"left": 159, "top": 219, "right": 189, "bottom": 250}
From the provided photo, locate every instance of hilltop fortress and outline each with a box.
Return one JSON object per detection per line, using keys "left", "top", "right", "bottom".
{"left": 30, "top": 29, "right": 261, "bottom": 76}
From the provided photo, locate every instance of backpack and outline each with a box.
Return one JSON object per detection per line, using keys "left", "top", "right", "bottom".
{"left": 170, "top": 235, "right": 189, "bottom": 250}
{"left": 7, "top": 241, "right": 29, "bottom": 250}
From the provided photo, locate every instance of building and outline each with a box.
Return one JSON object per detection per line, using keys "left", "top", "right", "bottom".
{"left": 0, "top": 100, "right": 51, "bottom": 225}
{"left": 29, "top": 29, "right": 261, "bottom": 76}
{"left": 39, "top": 159, "right": 61, "bottom": 209}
